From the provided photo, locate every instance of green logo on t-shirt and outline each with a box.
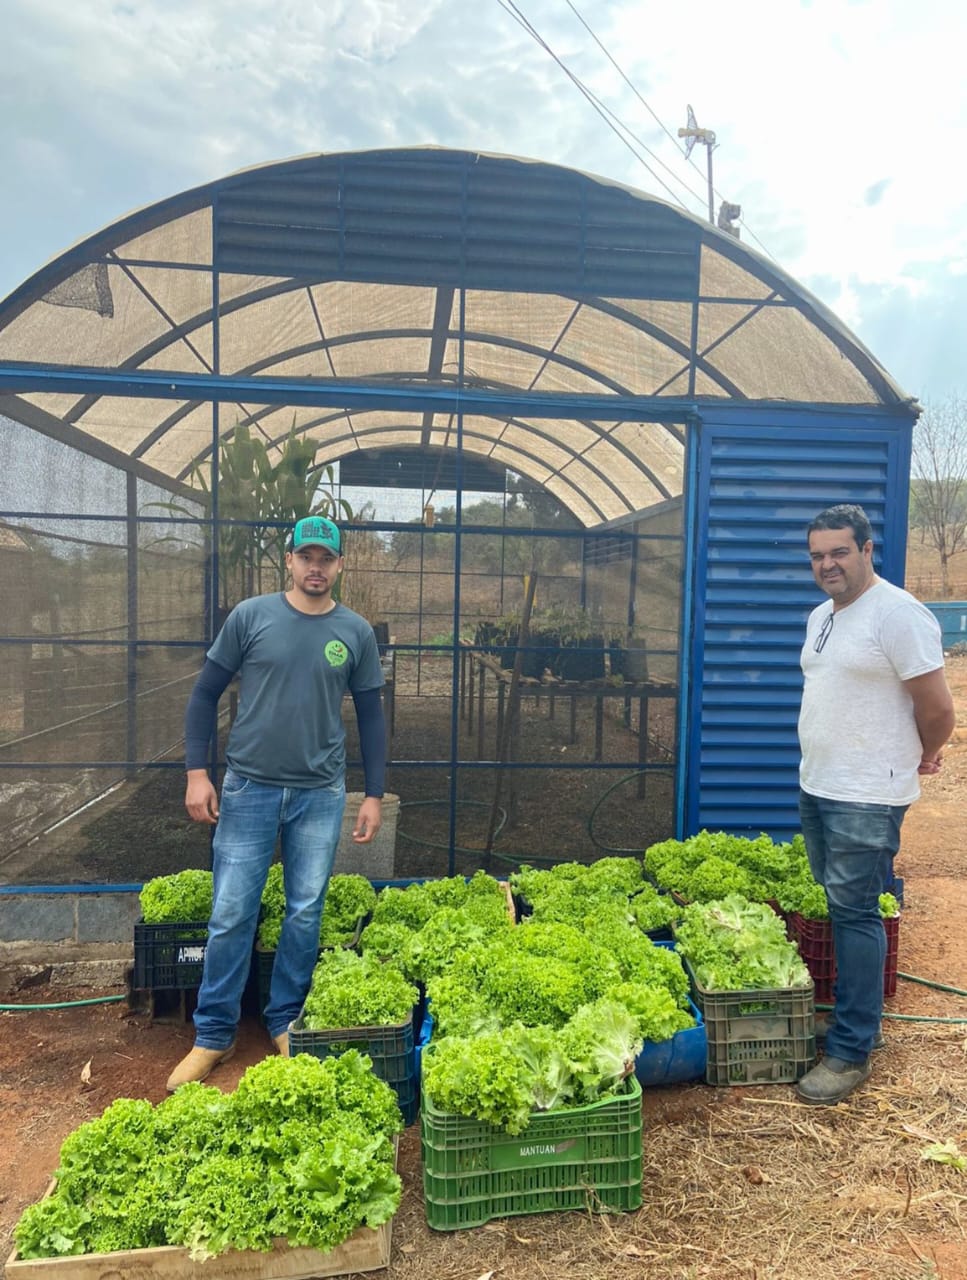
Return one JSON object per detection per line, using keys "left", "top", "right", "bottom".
{"left": 325, "top": 640, "right": 348, "bottom": 667}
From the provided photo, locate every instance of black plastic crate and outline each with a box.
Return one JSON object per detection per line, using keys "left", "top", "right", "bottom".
{"left": 132, "top": 919, "right": 208, "bottom": 990}
{"left": 288, "top": 1006, "right": 420, "bottom": 1125}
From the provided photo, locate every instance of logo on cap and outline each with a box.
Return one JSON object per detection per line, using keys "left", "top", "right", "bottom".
{"left": 290, "top": 517, "right": 341, "bottom": 554}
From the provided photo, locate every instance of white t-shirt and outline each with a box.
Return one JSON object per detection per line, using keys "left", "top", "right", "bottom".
{"left": 798, "top": 579, "right": 944, "bottom": 805}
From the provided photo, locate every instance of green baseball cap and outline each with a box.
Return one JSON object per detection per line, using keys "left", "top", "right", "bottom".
{"left": 289, "top": 516, "right": 341, "bottom": 554}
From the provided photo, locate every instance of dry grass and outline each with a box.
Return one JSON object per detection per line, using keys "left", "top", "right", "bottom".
{"left": 384, "top": 1023, "right": 967, "bottom": 1280}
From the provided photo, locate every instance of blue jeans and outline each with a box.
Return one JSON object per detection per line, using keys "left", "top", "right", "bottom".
{"left": 193, "top": 770, "right": 346, "bottom": 1048}
{"left": 798, "top": 789, "right": 906, "bottom": 1062}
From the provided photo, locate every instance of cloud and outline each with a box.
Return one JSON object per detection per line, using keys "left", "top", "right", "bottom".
{"left": 1, "top": 0, "right": 967, "bottom": 399}
{"left": 864, "top": 179, "right": 891, "bottom": 206}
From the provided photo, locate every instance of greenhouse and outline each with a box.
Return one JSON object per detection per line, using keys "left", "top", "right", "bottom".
{"left": 0, "top": 146, "right": 918, "bottom": 893}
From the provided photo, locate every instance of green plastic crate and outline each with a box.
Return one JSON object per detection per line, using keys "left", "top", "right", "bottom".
{"left": 420, "top": 1076, "right": 643, "bottom": 1230}
{"left": 685, "top": 960, "right": 815, "bottom": 1086}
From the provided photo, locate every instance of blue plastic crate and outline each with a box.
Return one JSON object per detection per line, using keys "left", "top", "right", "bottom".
{"left": 415, "top": 1007, "right": 434, "bottom": 1086}
{"left": 634, "top": 997, "right": 706, "bottom": 1087}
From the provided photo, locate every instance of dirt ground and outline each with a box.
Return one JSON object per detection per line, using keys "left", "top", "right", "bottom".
{"left": 2, "top": 656, "right": 967, "bottom": 1279}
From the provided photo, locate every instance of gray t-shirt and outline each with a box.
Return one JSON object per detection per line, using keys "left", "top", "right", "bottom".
{"left": 208, "top": 594, "right": 384, "bottom": 788}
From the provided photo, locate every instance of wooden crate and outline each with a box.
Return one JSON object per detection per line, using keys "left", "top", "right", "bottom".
{"left": 498, "top": 879, "right": 516, "bottom": 924}
{"left": 7, "top": 1182, "right": 392, "bottom": 1279}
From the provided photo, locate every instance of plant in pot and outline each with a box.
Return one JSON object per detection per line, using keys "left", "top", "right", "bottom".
{"left": 547, "top": 606, "right": 606, "bottom": 682}
{"left": 608, "top": 630, "right": 649, "bottom": 684}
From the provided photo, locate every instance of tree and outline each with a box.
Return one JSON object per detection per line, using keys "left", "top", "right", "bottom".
{"left": 144, "top": 420, "right": 353, "bottom": 610}
{"left": 911, "top": 396, "right": 967, "bottom": 598}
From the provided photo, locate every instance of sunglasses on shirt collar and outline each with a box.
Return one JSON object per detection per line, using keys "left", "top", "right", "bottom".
{"left": 813, "top": 613, "right": 834, "bottom": 653}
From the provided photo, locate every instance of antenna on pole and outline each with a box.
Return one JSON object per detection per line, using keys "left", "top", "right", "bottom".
{"left": 678, "top": 104, "right": 717, "bottom": 224}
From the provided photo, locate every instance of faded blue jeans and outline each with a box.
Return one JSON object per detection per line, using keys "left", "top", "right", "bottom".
{"left": 193, "top": 769, "right": 346, "bottom": 1048}
{"left": 798, "top": 789, "right": 906, "bottom": 1062}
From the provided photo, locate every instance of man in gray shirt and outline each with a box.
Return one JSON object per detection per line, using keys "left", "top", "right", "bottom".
{"left": 167, "top": 516, "right": 387, "bottom": 1091}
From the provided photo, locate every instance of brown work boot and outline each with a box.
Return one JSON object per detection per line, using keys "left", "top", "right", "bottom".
{"left": 165, "top": 1043, "right": 235, "bottom": 1092}
{"left": 273, "top": 1031, "right": 289, "bottom": 1056}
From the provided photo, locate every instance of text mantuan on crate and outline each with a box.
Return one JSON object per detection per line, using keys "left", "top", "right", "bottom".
{"left": 685, "top": 960, "right": 816, "bottom": 1086}
{"left": 420, "top": 1075, "right": 643, "bottom": 1230}
{"left": 132, "top": 919, "right": 208, "bottom": 990}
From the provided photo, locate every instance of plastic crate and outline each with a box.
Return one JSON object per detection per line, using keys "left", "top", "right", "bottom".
{"left": 132, "top": 919, "right": 208, "bottom": 990}
{"left": 288, "top": 1007, "right": 419, "bottom": 1126}
{"left": 254, "top": 916, "right": 366, "bottom": 1014}
{"left": 421, "top": 1075, "right": 643, "bottom": 1230}
{"left": 786, "top": 913, "right": 837, "bottom": 1004}
{"left": 786, "top": 912, "right": 901, "bottom": 1003}
{"left": 885, "top": 872, "right": 905, "bottom": 908}
{"left": 634, "top": 997, "right": 706, "bottom": 1087}
{"left": 415, "top": 1007, "right": 434, "bottom": 1086}
{"left": 884, "top": 914, "right": 900, "bottom": 997}
{"left": 685, "top": 960, "right": 815, "bottom": 1086}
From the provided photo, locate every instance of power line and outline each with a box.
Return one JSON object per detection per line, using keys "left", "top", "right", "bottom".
{"left": 501, "top": 0, "right": 778, "bottom": 260}
{"left": 564, "top": 0, "right": 689, "bottom": 157}
{"left": 562, "top": 0, "right": 778, "bottom": 260}
{"left": 495, "top": 0, "right": 698, "bottom": 212}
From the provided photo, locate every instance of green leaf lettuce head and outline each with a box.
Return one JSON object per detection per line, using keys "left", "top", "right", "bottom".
{"left": 140, "top": 870, "right": 213, "bottom": 925}
{"left": 422, "top": 997, "right": 645, "bottom": 1130}
{"left": 556, "top": 998, "right": 643, "bottom": 1103}
{"left": 423, "top": 1030, "right": 539, "bottom": 1135}
{"left": 258, "top": 869, "right": 376, "bottom": 951}
{"left": 644, "top": 830, "right": 799, "bottom": 903}
{"left": 302, "top": 949, "right": 418, "bottom": 1030}
{"left": 674, "top": 895, "right": 811, "bottom": 992}
{"left": 14, "top": 1052, "right": 402, "bottom": 1262}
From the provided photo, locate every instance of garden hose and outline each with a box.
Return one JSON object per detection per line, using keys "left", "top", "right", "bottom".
{"left": 587, "top": 769, "right": 654, "bottom": 855}
{"left": 896, "top": 972, "right": 967, "bottom": 998}
{"left": 0, "top": 993, "right": 128, "bottom": 1011}
{"left": 817, "top": 970, "right": 967, "bottom": 1025}
{"left": 397, "top": 798, "right": 508, "bottom": 856}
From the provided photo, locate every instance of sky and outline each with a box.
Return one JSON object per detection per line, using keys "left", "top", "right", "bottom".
{"left": 1, "top": 0, "right": 966, "bottom": 404}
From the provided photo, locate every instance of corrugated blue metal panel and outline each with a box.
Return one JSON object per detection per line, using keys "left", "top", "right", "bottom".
{"left": 686, "top": 418, "right": 910, "bottom": 841}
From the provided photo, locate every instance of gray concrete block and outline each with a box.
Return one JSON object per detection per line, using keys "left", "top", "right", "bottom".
{"left": 0, "top": 894, "right": 75, "bottom": 943}
{"left": 76, "top": 892, "right": 142, "bottom": 943}
{"left": 50, "top": 957, "right": 132, "bottom": 988}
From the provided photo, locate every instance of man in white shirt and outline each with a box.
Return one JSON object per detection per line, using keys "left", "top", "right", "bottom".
{"left": 795, "top": 504, "right": 954, "bottom": 1105}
